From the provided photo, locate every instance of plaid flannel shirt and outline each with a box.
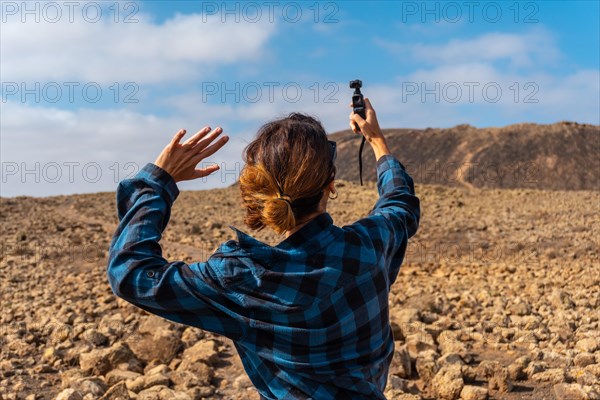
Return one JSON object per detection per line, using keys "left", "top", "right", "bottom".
{"left": 107, "top": 154, "right": 420, "bottom": 400}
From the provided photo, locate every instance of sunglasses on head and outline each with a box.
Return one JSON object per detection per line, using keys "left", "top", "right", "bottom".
{"left": 328, "top": 140, "right": 337, "bottom": 163}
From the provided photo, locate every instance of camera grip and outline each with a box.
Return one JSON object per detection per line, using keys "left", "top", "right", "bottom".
{"left": 352, "top": 94, "right": 366, "bottom": 132}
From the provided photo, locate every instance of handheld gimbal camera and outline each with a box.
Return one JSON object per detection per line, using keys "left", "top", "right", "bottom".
{"left": 350, "top": 79, "right": 366, "bottom": 129}
{"left": 349, "top": 79, "right": 367, "bottom": 186}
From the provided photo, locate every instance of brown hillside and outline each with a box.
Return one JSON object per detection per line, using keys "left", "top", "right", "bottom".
{"left": 330, "top": 122, "right": 600, "bottom": 191}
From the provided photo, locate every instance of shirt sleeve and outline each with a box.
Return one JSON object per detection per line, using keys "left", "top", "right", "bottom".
{"left": 349, "top": 154, "right": 420, "bottom": 286}
{"left": 106, "top": 163, "right": 246, "bottom": 340}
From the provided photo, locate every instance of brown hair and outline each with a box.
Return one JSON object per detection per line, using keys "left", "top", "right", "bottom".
{"left": 239, "top": 113, "right": 336, "bottom": 235}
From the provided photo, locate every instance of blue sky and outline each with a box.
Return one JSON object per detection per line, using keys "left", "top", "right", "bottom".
{"left": 1, "top": 0, "right": 599, "bottom": 196}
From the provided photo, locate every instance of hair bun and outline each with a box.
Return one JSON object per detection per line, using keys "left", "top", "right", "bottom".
{"left": 276, "top": 193, "right": 294, "bottom": 207}
{"left": 263, "top": 193, "right": 296, "bottom": 234}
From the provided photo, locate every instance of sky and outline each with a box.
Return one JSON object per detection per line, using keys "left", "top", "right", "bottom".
{"left": 1, "top": 0, "right": 599, "bottom": 197}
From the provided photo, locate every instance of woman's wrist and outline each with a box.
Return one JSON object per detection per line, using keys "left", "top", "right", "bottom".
{"left": 371, "top": 138, "right": 391, "bottom": 160}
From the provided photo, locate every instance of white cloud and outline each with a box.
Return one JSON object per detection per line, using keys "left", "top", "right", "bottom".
{"left": 0, "top": 80, "right": 354, "bottom": 197}
{"left": 376, "top": 28, "right": 560, "bottom": 68}
{"left": 1, "top": 11, "right": 276, "bottom": 84}
{"left": 154, "top": 82, "right": 351, "bottom": 132}
{"left": 362, "top": 65, "right": 600, "bottom": 128}
{"left": 367, "top": 28, "right": 598, "bottom": 127}
{"left": 0, "top": 101, "right": 244, "bottom": 196}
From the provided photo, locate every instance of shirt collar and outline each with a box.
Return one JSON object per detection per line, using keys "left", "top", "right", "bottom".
{"left": 227, "top": 212, "right": 335, "bottom": 253}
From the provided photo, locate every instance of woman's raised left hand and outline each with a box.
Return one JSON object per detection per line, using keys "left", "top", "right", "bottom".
{"left": 154, "top": 126, "right": 229, "bottom": 182}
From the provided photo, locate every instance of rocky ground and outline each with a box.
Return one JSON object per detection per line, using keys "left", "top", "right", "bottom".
{"left": 1, "top": 180, "right": 599, "bottom": 399}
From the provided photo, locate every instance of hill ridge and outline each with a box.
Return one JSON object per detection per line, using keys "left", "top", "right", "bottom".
{"left": 329, "top": 121, "right": 600, "bottom": 191}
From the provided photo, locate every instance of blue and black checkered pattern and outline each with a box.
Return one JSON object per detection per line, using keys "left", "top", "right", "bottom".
{"left": 107, "top": 154, "right": 420, "bottom": 399}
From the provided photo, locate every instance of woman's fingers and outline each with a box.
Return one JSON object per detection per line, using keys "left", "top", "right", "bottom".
{"left": 183, "top": 126, "right": 212, "bottom": 146}
{"left": 190, "top": 127, "right": 224, "bottom": 151}
{"left": 191, "top": 134, "right": 229, "bottom": 162}
{"left": 170, "top": 129, "right": 186, "bottom": 145}
{"left": 187, "top": 134, "right": 228, "bottom": 180}
{"left": 192, "top": 163, "right": 220, "bottom": 179}
{"left": 350, "top": 112, "right": 367, "bottom": 130}
{"left": 349, "top": 112, "right": 362, "bottom": 133}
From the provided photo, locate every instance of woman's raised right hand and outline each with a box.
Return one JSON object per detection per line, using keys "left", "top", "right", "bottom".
{"left": 349, "top": 98, "right": 390, "bottom": 158}
{"left": 349, "top": 98, "right": 385, "bottom": 142}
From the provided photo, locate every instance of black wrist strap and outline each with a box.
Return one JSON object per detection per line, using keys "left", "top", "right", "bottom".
{"left": 359, "top": 136, "right": 366, "bottom": 186}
